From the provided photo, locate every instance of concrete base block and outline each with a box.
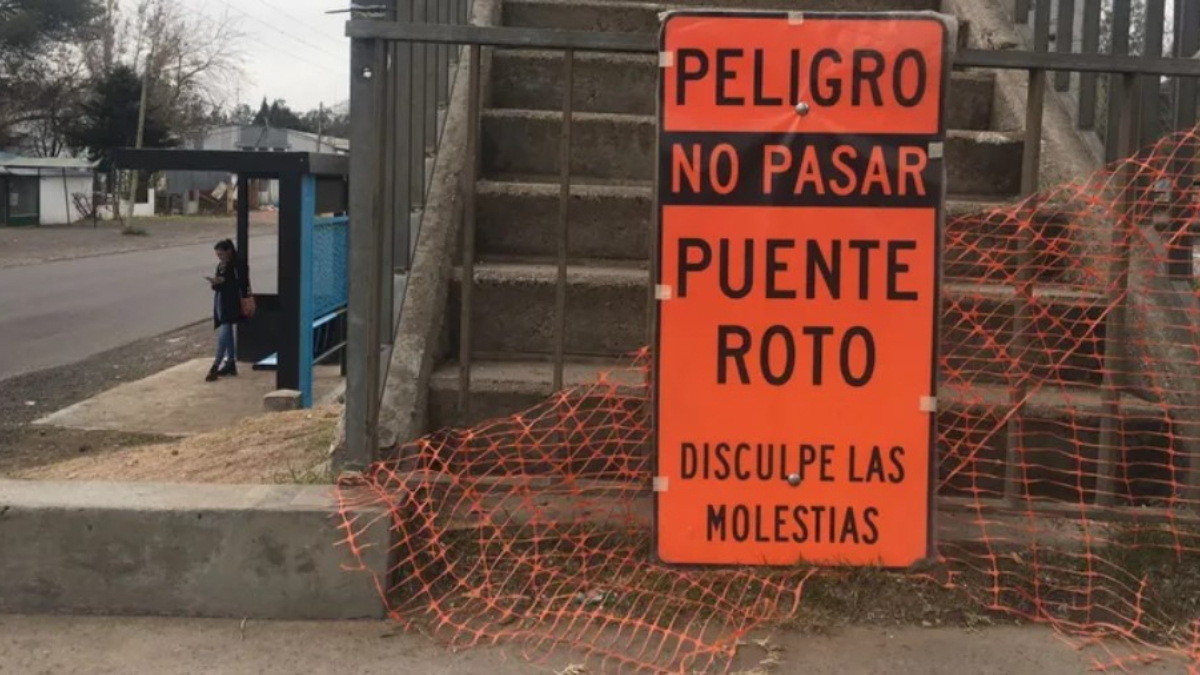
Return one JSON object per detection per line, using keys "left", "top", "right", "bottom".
{"left": 0, "top": 481, "right": 387, "bottom": 620}
{"left": 264, "top": 389, "right": 303, "bottom": 412}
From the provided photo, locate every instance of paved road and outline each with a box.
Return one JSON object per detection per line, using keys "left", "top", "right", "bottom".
{"left": 0, "top": 236, "right": 277, "bottom": 381}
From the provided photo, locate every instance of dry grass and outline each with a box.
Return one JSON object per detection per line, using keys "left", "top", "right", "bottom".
{"left": 14, "top": 406, "right": 340, "bottom": 484}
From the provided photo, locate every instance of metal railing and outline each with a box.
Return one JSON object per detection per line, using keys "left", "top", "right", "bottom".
{"left": 1011, "top": 0, "right": 1199, "bottom": 159}
{"left": 341, "top": 4, "right": 1200, "bottom": 509}
{"left": 344, "top": 0, "right": 473, "bottom": 465}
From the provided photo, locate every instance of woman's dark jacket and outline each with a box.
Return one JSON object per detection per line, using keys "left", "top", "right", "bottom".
{"left": 211, "top": 259, "right": 251, "bottom": 328}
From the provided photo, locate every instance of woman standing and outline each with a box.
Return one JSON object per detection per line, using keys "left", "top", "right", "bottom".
{"left": 206, "top": 239, "right": 252, "bottom": 382}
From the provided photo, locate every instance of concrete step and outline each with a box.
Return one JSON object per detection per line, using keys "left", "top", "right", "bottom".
{"left": 476, "top": 180, "right": 652, "bottom": 261}
{"left": 426, "top": 361, "right": 1171, "bottom": 503}
{"left": 940, "top": 284, "right": 1105, "bottom": 386}
{"left": 481, "top": 110, "right": 1024, "bottom": 195}
{"left": 449, "top": 262, "right": 1105, "bottom": 385}
{"left": 944, "top": 207, "right": 1079, "bottom": 284}
{"left": 503, "top": 0, "right": 945, "bottom": 34}
{"left": 490, "top": 50, "right": 996, "bottom": 131}
{"left": 474, "top": 182, "right": 1070, "bottom": 283}
{"left": 450, "top": 263, "right": 649, "bottom": 357}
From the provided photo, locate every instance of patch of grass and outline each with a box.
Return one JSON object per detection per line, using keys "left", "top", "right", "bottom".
{"left": 120, "top": 224, "right": 148, "bottom": 236}
{"left": 271, "top": 414, "right": 338, "bottom": 485}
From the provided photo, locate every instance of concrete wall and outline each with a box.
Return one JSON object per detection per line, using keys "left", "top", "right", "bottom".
{"left": 38, "top": 174, "right": 92, "bottom": 225}
{"left": 0, "top": 481, "right": 387, "bottom": 620}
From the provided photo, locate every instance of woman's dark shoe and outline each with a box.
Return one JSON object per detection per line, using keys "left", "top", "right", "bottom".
{"left": 205, "top": 365, "right": 220, "bottom": 382}
{"left": 218, "top": 362, "right": 238, "bottom": 377}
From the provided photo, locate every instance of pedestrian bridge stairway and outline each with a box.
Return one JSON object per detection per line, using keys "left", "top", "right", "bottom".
{"left": 420, "top": 0, "right": 1177, "bottom": 508}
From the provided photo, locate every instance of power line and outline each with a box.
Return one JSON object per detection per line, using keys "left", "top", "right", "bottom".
{"left": 176, "top": 8, "right": 339, "bottom": 79}
{"left": 251, "top": 0, "right": 347, "bottom": 49}
{"left": 206, "top": 0, "right": 347, "bottom": 63}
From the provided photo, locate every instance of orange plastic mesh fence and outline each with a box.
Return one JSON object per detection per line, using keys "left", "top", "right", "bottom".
{"left": 336, "top": 126, "right": 1200, "bottom": 674}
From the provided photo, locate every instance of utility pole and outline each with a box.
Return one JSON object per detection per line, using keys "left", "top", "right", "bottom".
{"left": 316, "top": 102, "right": 325, "bottom": 152}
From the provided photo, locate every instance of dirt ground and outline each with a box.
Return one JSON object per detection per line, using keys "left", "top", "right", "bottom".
{"left": 0, "top": 321, "right": 210, "bottom": 474}
{"left": 0, "top": 616, "right": 1184, "bottom": 675}
{"left": 0, "top": 213, "right": 277, "bottom": 270}
{"left": 10, "top": 406, "right": 338, "bottom": 484}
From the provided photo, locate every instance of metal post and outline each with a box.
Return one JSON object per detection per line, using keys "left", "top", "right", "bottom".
{"left": 1015, "top": 0, "right": 1031, "bottom": 23}
{"left": 1078, "top": 0, "right": 1102, "bottom": 129}
{"left": 423, "top": 0, "right": 438, "bottom": 156}
{"left": 235, "top": 172, "right": 252, "bottom": 356}
{"left": 1169, "top": 0, "right": 1199, "bottom": 282}
{"left": 1005, "top": 0, "right": 1050, "bottom": 506}
{"left": 1096, "top": 73, "right": 1140, "bottom": 506}
{"left": 393, "top": 0, "right": 414, "bottom": 271}
{"left": 457, "top": 46, "right": 482, "bottom": 422}
{"left": 410, "top": 0, "right": 429, "bottom": 212}
{"left": 1139, "top": 0, "right": 1165, "bottom": 148}
{"left": 1105, "top": 0, "right": 1133, "bottom": 161}
{"left": 553, "top": 50, "right": 574, "bottom": 392}
{"left": 1054, "top": 0, "right": 1076, "bottom": 92}
{"left": 278, "top": 172, "right": 303, "bottom": 397}
{"left": 1177, "top": 0, "right": 1200, "bottom": 498}
{"left": 344, "top": 34, "right": 386, "bottom": 471}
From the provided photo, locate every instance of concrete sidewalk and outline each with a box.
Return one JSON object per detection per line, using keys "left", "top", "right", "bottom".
{"left": 33, "top": 359, "right": 342, "bottom": 437}
{"left": 0, "top": 616, "right": 1183, "bottom": 674}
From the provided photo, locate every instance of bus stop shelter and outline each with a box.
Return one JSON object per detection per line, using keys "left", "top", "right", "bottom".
{"left": 112, "top": 149, "right": 350, "bottom": 408}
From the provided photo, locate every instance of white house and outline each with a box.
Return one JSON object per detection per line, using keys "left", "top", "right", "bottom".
{"left": 0, "top": 154, "right": 96, "bottom": 226}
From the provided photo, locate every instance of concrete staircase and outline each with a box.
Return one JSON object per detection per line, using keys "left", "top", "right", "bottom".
{"left": 420, "top": 0, "right": 1176, "bottom": 504}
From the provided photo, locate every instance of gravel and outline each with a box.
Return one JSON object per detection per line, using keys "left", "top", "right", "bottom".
{"left": 0, "top": 321, "right": 213, "bottom": 476}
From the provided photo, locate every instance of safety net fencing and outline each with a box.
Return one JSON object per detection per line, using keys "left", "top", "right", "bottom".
{"left": 335, "top": 124, "right": 1200, "bottom": 674}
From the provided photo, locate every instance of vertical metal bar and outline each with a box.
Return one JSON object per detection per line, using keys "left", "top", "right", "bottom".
{"left": 553, "top": 50, "right": 574, "bottom": 393}
{"left": 1177, "top": 0, "right": 1200, "bottom": 502}
{"left": 1079, "top": 0, "right": 1102, "bottom": 129}
{"left": 457, "top": 45, "right": 482, "bottom": 422}
{"left": 1105, "top": 0, "right": 1132, "bottom": 161}
{"left": 278, "top": 173, "right": 303, "bottom": 396}
{"left": 409, "top": 0, "right": 428, "bottom": 211}
{"left": 437, "top": 0, "right": 450, "bottom": 110}
{"left": 1140, "top": 0, "right": 1166, "bottom": 147}
{"left": 1054, "top": 0, "right": 1076, "bottom": 91}
{"left": 1169, "top": 0, "right": 1199, "bottom": 286}
{"left": 298, "top": 174, "right": 317, "bottom": 409}
{"left": 1005, "top": 0, "right": 1051, "bottom": 506}
{"left": 235, "top": 172, "right": 251, "bottom": 353}
{"left": 393, "top": 2, "right": 414, "bottom": 271}
{"left": 344, "top": 35, "right": 385, "bottom": 471}
{"left": 380, "top": 41, "right": 396, "bottom": 346}
{"left": 1015, "top": 0, "right": 1031, "bottom": 23}
{"left": 1096, "top": 73, "right": 1140, "bottom": 506}
{"left": 424, "top": 0, "right": 438, "bottom": 155}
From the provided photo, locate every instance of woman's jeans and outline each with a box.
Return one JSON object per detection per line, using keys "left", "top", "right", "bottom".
{"left": 215, "top": 323, "right": 236, "bottom": 365}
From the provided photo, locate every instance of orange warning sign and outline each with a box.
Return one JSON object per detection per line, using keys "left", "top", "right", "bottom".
{"left": 653, "top": 12, "right": 950, "bottom": 567}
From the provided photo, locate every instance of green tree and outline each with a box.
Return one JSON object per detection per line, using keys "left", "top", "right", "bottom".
{"left": 65, "top": 62, "right": 175, "bottom": 170}
{"left": 251, "top": 97, "right": 309, "bottom": 131}
{"left": 0, "top": 0, "right": 103, "bottom": 148}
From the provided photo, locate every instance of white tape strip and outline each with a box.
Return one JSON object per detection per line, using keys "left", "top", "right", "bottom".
{"left": 919, "top": 396, "right": 938, "bottom": 413}
{"left": 928, "top": 142, "right": 945, "bottom": 160}
{"left": 655, "top": 284, "right": 674, "bottom": 301}
{"left": 659, "top": 51, "right": 674, "bottom": 68}
{"left": 653, "top": 476, "right": 669, "bottom": 492}
{"left": 787, "top": 11, "right": 804, "bottom": 24}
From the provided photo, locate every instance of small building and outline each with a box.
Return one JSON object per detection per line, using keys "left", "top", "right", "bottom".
{"left": 0, "top": 154, "right": 97, "bottom": 226}
{"left": 161, "top": 126, "right": 349, "bottom": 214}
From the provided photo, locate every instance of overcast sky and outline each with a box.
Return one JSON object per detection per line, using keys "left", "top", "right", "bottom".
{"left": 178, "top": 0, "right": 351, "bottom": 113}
